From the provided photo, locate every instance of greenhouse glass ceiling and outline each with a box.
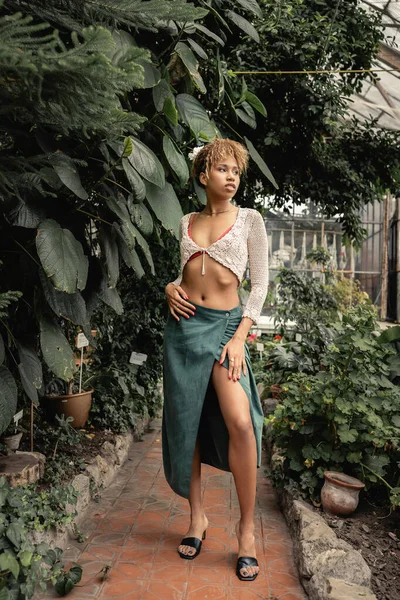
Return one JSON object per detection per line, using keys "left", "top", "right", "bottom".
{"left": 348, "top": 0, "right": 400, "bottom": 129}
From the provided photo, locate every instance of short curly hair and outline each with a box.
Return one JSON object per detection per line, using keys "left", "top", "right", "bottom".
{"left": 191, "top": 138, "right": 249, "bottom": 187}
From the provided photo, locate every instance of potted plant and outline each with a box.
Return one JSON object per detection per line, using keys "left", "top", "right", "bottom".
{"left": 1, "top": 423, "right": 24, "bottom": 452}
{"left": 42, "top": 365, "right": 96, "bottom": 428}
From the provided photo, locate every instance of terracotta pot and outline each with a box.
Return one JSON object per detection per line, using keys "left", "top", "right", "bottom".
{"left": 3, "top": 432, "right": 23, "bottom": 451}
{"left": 270, "top": 384, "right": 282, "bottom": 399}
{"left": 43, "top": 389, "right": 93, "bottom": 428}
{"left": 321, "top": 471, "right": 365, "bottom": 516}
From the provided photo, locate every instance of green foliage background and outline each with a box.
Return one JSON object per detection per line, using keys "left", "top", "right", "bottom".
{"left": 0, "top": 0, "right": 399, "bottom": 436}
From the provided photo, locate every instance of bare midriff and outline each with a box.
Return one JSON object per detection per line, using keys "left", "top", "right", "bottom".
{"left": 181, "top": 257, "right": 240, "bottom": 309}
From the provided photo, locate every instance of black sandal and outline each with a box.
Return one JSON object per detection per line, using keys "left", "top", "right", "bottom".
{"left": 236, "top": 556, "right": 259, "bottom": 581}
{"left": 177, "top": 530, "right": 206, "bottom": 560}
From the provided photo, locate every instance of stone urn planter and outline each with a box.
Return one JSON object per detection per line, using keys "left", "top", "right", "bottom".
{"left": 43, "top": 389, "right": 93, "bottom": 428}
{"left": 321, "top": 471, "right": 365, "bottom": 516}
{"left": 3, "top": 432, "right": 23, "bottom": 452}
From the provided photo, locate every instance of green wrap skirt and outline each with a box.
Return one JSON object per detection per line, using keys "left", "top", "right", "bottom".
{"left": 162, "top": 303, "right": 264, "bottom": 499}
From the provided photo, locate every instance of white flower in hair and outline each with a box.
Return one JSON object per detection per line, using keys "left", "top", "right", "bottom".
{"left": 188, "top": 146, "right": 204, "bottom": 161}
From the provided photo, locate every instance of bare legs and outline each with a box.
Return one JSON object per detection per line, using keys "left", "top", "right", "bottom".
{"left": 212, "top": 362, "right": 259, "bottom": 579}
{"left": 178, "top": 363, "right": 259, "bottom": 578}
{"left": 177, "top": 439, "right": 208, "bottom": 557}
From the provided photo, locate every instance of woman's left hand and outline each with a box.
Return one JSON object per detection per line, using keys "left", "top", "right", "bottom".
{"left": 219, "top": 336, "right": 247, "bottom": 381}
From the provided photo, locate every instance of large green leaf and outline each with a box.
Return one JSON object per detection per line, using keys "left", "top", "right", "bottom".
{"left": 136, "top": 58, "right": 161, "bottom": 88}
{"left": 119, "top": 216, "right": 154, "bottom": 275}
{"left": 39, "top": 268, "right": 89, "bottom": 327}
{"left": 0, "top": 366, "right": 17, "bottom": 436}
{"left": 193, "top": 179, "right": 207, "bottom": 205}
{"left": 114, "top": 224, "right": 145, "bottom": 279}
{"left": 39, "top": 316, "right": 77, "bottom": 382}
{"left": 392, "top": 415, "right": 400, "bottom": 428}
{"left": 163, "top": 96, "right": 179, "bottom": 126}
{"left": 188, "top": 39, "right": 208, "bottom": 60}
{"left": 245, "top": 91, "right": 267, "bottom": 117}
{"left": 388, "top": 354, "right": 400, "bottom": 380}
{"left": 105, "top": 194, "right": 130, "bottom": 221}
{"left": 7, "top": 198, "right": 44, "bottom": 228}
{"left": 225, "top": 11, "right": 260, "bottom": 43}
{"left": 36, "top": 219, "right": 89, "bottom": 293}
{"left": 0, "top": 587, "right": 9, "bottom": 600}
{"left": 377, "top": 325, "right": 400, "bottom": 344}
{"left": 145, "top": 182, "right": 183, "bottom": 239}
{"left": 98, "top": 228, "right": 119, "bottom": 288}
{"left": 236, "top": 0, "right": 262, "bottom": 18}
{"left": 98, "top": 272, "right": 124, "bottom": 315}
{"left": 152, "top": 79, "right": 174, "bottom": 112}
{"left": 236, "top": 102, "right": 256, "bottom": 128}
{"left": 194, "top": 23, "right": 224, "bottom": 46}
{"left": 174, "top": 42, "right": 206, "bottom": 94}
{"left": 176, "top": 94, "right": 217, "bottom": 140}
{"left": 163, "top": 136, "right": 189, "bottom": 186}
{"left": 128, "top": 137, "right": 165, "bottom": 188}
{"left": 49, "top": 153, "right": 88, "bottom": 200}
{"left": 128, "top": 200, "right": 154, "bottom": 236}
{"left": 216, "top": 50, "right": 225, "bottom": 106}
{"left": 16, "top": 343, "right": 43, "bottom": 405}
{"left": 122, "top": 160, "right": 146, "bottom": 202}
{"left": 244, "top": 137, "right": 278, "bottom": 189}
{"left": 131, "top": 224, "right": 155, "bottom": 275}
{"left": 0, "top": 551, "right": 20, "bottom": 580}
{"left": 364, "top": 454, "right": 390, "bottom": 477}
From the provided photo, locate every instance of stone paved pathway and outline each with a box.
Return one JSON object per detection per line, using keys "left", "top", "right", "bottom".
{"left": 43, "top": 419, "right": 306, "bottom": 600}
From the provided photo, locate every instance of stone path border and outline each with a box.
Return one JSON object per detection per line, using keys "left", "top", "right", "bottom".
{"left": 31, "top": 416, "right": 151, "bottom": 553}
{"left": 276, "top": 486, "right": 377, "bottom": 600}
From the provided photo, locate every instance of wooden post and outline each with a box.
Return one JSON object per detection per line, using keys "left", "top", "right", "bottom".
{"left": 30, "top": 401, "right": 34, "bottom": 452}
{"left": 381, "top": 193, "right": 391, "bottom": 321}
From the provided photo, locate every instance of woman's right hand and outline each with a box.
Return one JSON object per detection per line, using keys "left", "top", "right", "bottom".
{"left": 165, "top": 283, "right": 196, "bottom": 321}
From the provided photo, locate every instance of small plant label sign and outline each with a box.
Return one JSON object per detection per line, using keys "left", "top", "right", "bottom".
{"left": 129, "top": 351, "right": 148, "bottom": 366}
{"left": 256, "top": 342, "right": 264, "bottom": 359}
{"left": 13, "top": 409, "right": 23, "bottom": 425}
{"left": 76, "top": 333, "right": 89, "bottom": 348}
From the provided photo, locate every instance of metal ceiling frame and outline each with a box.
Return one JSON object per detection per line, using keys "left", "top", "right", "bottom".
{"left": 346, "top": 0, "right": 400, "bottom": 129}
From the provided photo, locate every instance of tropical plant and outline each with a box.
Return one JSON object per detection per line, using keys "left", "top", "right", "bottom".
{"left": 0, "top": 0, "right": 273, "bottom": 434}
{"left": 0, "top": 277, "right": 22, "bottom": 436}
{"left": 89, "top": 228, "right": 178, "bottom": 432}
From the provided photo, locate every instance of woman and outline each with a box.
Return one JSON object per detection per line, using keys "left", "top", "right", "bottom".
{"left": 162, "top": 138, "right": 269, "bottom": 581}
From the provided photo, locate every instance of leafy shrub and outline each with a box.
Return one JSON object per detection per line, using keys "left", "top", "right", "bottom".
{"left": 275, "top": 267, "right": 339, "bottom": 335}
{"left": 0, "top": 477, "right": 79, "bottom": 599}
{"left": 89, "top": 230, "right": 178, "bottom": 432}
{"left": 269, "top": 305, "right": 400, "bottom": 507}
{"left": 327, "top": 276, "right": 372, "bottom": 313}
{"left": 31, "top": 415, "right": 87, "bottom": 487}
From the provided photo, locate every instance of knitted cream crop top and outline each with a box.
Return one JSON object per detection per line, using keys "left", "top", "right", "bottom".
{"left": 171, "top": 207, "right": 269, "bottom": 324}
